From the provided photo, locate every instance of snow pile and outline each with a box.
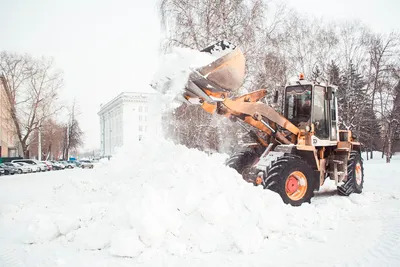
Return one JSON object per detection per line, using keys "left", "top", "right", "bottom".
{"left": 150, "top": 47, "right": 216, "bottom": 111}
{"left": 205, "top": 40, "right": 236, "bottom": 58}
{"left": 92, "top": 140, "right": 290, "bottom": 256}
{"left": 0, "top": 139, "right": 375, "bottom": 266}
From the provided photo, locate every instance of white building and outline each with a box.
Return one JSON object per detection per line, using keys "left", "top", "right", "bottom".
{"left": 98, "top": 90, "right": 161, "bottom": 157}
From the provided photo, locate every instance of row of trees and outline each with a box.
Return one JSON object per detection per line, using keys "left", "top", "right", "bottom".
{"left": 0, "top": 52, "right": 83, "bottom": 160}
{"left": 157, "top": 0, "right": 400, "bottom": 163}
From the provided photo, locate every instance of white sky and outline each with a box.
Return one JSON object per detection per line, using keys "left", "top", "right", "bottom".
{"left": 1, "top": 0, "right": 398, "bottom": 151}
{"left": 285, "top": 0, "right": 399, "bottom": 33}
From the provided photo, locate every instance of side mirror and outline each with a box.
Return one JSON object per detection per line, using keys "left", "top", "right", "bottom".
{"left": 326, "top": 87, "right": 333, "bottom": 100}
{"left": 273, "top": 90, "right": 279, "bottom": 103}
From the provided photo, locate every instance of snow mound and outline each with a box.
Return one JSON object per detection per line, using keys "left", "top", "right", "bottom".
{"left": 150, "top": 47, "right": 216, "bottom": 111}
{"left": 0, "top": 139, "right": 382, "bottom": 265}
{"left": 20, "top": 140, "right": 358, "bottom": 259}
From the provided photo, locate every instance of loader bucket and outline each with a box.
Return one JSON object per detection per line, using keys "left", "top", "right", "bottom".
{"left": 184, "top": 41, "right": 246, "bottom": 103}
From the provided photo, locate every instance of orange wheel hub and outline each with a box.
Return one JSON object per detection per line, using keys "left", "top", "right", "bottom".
{"left": 355, "top": 163, "right": 362, "bottom": 185}
{"left": 285, "top": 171, "right": 308, "bottom": 201}
{"left": 286, "top": 176, "right": 299, "bottom": 193}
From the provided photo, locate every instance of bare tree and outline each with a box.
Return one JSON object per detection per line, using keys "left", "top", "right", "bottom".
{"left": 365, "top": 32, "right": 400, "bottom": 158}
{"left": 28, "top": 118, "right": 65, "bottom": 160}
{"left": 62, "top": 101, "right": 83, "bottom": 160}
{"left": 0, "top": 52, "right": 64, "bottom": 158}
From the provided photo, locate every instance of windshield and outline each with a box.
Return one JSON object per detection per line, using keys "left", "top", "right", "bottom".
{"left": 285, "top": 85, "right": 312, "bottom": 126}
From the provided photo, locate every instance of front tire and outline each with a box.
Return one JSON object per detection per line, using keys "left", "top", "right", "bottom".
{"left": 265, "top": 155, "right": 317, "bottom": 206}
{"left": 337, "top": 151, "right": 364, "bottom": 196}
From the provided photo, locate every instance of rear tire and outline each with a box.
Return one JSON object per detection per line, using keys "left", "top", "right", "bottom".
{"left": 337, "top": 151, "right": 364, "bottom": 196}
{"left": 226, "top": 150, "right": 259, "bottom": 183}
{"left": 264, "top": 155, "right": 316, "bottom": 206}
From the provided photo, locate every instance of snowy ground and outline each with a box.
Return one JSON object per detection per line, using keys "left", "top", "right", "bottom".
{"left": 0, "top": 142, "right": 399, "bottom": 267}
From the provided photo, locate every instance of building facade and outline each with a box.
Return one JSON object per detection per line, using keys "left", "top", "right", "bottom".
{"left": 0, "top": 76, "right": 19, "bottom": 157}
{"left": 98, "top": 90, "right": 161, "bottom": 157}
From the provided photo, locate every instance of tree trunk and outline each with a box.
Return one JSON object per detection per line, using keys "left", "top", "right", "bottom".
{"left": 23, "top": 148, "right": 29, "bottom": 158}
{"left": 386, "top": 138, "right": 392, "bottom": 163}
{"left": 386, "top": 127, "right": 392, "bottom": 163}
{"left": 382, "top": 140, "right": 385, "bottom": 159}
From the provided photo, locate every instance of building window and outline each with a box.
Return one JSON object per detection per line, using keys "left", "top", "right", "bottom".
{"left": 139, "top": 106, "right": 143, "bottom": 112}
{"left": 145, "top": 126, "right": 148, "bottom": 132}
{"left": 145, "top": 106, "right": 148, "bottom": 112}
{"left": 139, "top": 135, "right": 142, "bottom": 141}
{"left": 144, "top": 116, "right": 147, "bottom": 121}
{"left": 139, "top": 125, "right": 143, "bottom": 132}
{"left": 139, "top": 115, "right": 142, "bottom": 121}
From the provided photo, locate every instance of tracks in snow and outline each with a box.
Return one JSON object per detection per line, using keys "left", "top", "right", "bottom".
{"left": 364, "top": 195, "right": 400, "bottom": 266}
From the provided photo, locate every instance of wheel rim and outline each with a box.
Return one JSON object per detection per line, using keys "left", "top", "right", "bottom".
{"left": 355, "top": 162, "right": 362, "bottom": 185}
{"left": 285, "top": 171, "right": 308, "bottom": 201}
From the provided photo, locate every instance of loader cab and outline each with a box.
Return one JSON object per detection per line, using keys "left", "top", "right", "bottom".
{"left": 284, "top": 76, "right": 339, "bottom": 145}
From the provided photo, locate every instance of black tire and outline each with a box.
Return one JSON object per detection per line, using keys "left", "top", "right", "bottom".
{"left": 264, "top": 154, "right": 317, "bottom": 206}
{"left": 337, "top": 151, "right": 364, "bottom": 196}
{"left": 226, "top": 150, "right": 259, "bottom": 183}
{"left": 18, "top": 169, "right": 22, "bottom": 174}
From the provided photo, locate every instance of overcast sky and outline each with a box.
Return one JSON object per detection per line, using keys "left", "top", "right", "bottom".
{"left": 1, "top": 0, "right": 398, "bottom": 151}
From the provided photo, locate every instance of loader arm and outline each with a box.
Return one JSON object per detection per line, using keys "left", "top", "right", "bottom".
{"left": 197, "top": 90, "right": 299, "bottom": 145}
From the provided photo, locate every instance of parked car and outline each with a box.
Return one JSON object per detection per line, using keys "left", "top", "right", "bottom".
{"left": 50, "top": 161, "right": 65, "bottom": 170}
{"left": 59, "top": 161, "right": 75, "bottom": 169}
{"left": 80, "top": 160, "right": 94, "bottom": 169}
{"left": 0, "top": 163, "right": 17, "bottom": 175}
{"left": 40, "top": 161, "right": 53, "bottom": 171}
{"left": 68, "top": 160, "right": 81, "bottom": 167}
{"left": 12, "top": 159, "right": 47, "bottom": 172}
{"left": 5, "top": 162, "right": 32, "bottom": 174}
{"left": 0, "top": 167, "right": 4, "bottom": 176}
{"left": 47, "top": 161, "right": 62, "bottom": 170}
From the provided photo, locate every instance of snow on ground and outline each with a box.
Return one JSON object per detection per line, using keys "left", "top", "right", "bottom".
{"left": 0, "top": 144, "right": 399, "bottom": 267}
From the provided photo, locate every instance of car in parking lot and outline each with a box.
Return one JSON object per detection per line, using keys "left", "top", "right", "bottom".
{"left": 0, "top": 163, "right": 17, "bottom": 175}
{"left": 46, "top": 161, "right": 62, "bottom": 170}
{"left": 68, "top": 160, "right": 81, "bottom": 167}
{"left": 41, "top": 161, "right": 53, "bottom": 171}
{"left": 59, "top": 161, "right": 75, "bottom": 169}
{"left": 0, "top": 167, "right": 4, "bottom": 176}
{"left": 80, "top": 160, "right": 94, "bottom": 169}
{"left": 4, "top": 162, "right": 32, "bottom": 174}
{"left": 12, "top": 159, "right": 47, "bottom": 172}
{"left": 50, "top": 160, "right": 65, "bottom": 170}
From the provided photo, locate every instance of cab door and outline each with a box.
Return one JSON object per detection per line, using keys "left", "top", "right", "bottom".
{"left": 329, "top": 89, "right": 338, "bottom": 141}
{"left": 312, "top": 85, "right": 330, "bottom": 140}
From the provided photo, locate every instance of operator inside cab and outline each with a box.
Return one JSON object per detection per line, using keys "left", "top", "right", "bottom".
{"left": 285, "top": 85, "right": 312, "bottom": 129}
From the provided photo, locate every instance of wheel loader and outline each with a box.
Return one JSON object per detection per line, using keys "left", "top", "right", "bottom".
{"left": 156, "top": 40, "right": 364, "bottom": 206}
